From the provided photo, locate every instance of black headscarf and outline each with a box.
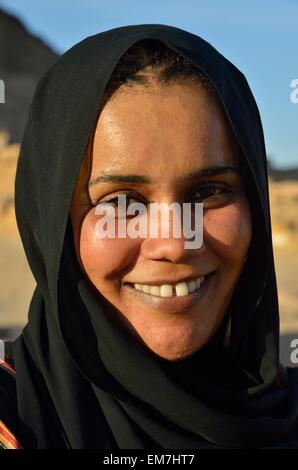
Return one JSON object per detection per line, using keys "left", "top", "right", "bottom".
{"left": 6, "top": 24, "right": 298, "bottom": 448}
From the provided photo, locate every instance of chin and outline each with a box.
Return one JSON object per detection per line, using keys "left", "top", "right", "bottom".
{"left": 145, "top": 346, "right": 198, "bottom": 362}
{"left": 139, "top": 332, "right": 210, "bottom": 362}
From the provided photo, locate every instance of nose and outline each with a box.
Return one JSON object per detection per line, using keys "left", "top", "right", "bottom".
{"left": 140, "top": 205, "right": 205, "bottom": 263}
{"left": 140, "top": 236, "right": 206, "bottom": 263}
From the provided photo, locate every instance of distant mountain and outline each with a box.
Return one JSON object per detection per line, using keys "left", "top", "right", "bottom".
{"left": 268, "top": 165, "right": 298, "bottom": 182}
{"left": 0, "top": 8, "right": 59, "bottom": 142}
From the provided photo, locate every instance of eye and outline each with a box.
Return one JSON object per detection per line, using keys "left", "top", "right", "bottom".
{"left": 190, "top": 184, "right": 234, "bottom": 206}
{"left": 104, "top": 196, "right": 140, "bottom": 207}
{"left": 93, "top": 193, "right": 147, "bottom": 218}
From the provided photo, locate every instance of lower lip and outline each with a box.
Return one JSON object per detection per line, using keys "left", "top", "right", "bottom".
{"left": 123, "top": 272, "right": 215, "bottom": 313}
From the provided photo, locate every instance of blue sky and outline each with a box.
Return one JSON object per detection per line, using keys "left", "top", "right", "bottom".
{"left": 0, "top": 0, "right": 297, "bottom": 168}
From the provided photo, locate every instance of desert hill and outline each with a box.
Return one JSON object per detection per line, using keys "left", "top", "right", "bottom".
{"left": 0, "top": 8, "right": 59, "bottom": 142}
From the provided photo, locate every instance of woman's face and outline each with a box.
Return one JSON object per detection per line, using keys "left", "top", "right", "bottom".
{"left": 70, "top": 78, "right": 252, "bottom": 361}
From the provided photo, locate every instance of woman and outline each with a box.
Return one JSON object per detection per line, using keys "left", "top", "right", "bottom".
{"left": 0, "top": 24, "right": 297, "bottom": 449}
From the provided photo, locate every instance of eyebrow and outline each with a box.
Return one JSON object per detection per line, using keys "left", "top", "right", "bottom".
{"left": 88, "top": 164, "right": 240, "bottom": 188}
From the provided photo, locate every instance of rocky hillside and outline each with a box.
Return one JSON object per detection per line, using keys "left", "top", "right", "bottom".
{"left": 0, "top": 8, "right": 59, "bottom": 142}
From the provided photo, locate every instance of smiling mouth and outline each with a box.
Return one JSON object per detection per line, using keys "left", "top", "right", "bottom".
{"left": 124, "top": 271, "right": 216, "bottom": 298}
{"left": 123, "top": 271, "right": 216, "bottom": 313}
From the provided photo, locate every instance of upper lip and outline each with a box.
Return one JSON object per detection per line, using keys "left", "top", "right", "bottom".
{"left": 123, "top": 271, "right": 215, "bottom": 286}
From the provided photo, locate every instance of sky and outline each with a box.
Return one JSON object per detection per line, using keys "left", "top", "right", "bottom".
{"left": 0, "top": 0, "right": 297, "bottom": 168}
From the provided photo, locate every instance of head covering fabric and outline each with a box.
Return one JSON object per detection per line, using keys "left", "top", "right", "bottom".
{"left": 5, "top": 24, "right": 298, "bottom": 448}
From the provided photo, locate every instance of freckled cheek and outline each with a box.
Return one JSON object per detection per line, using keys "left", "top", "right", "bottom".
{"left": 79, "top": 210, "right": 138, "bottom": 278}
{"left": 204, "top": 201, "right": 252, "bottom": 262}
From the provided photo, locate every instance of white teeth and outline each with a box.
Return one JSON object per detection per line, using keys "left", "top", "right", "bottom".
{"left": 131, "top": 275, "right": 207, "bottom": 298}
{"left": 150, "top": 286, "right": 161, "bottom": 296}
{"left": 135, "top": 284, "right": 143, "bottom": 291}
{"left": 142, "top": 285, "right": 151, "bottom": 294}
{"left": 187, "top": 280, "right": 197, "bottom": 293}
{"left": 160, "top": 285, "right": 173, "bottom": 297}
{"left": 175, "top": 282, "right": 188, "bottom": 297}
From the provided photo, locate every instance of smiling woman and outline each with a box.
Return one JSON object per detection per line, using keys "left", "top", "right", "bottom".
{"left": 0, "top": 24, "right": 298, "bottom": 450}
{"left": 69, "top": 42, "right": 251, "bottom": 362}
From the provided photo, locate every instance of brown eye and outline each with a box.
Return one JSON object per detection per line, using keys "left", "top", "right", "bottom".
{"left": 105, "top": 196, "right": 140, "bottom": 207}
{"left": 191, "top": 184, "right": 235, "bottom": 209}
{"left": 191, "top": 185, "right": 231, "bottom": 199}
{"left": 94, "top": 193, "right": 147, "bottom": 218}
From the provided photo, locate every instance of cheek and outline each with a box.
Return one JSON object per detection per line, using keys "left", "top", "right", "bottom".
{"left": 204, "top": 200, "right": 252, "bottom": 263}
{"left": 79, "top": 210, "right": 137, "bottom": 281}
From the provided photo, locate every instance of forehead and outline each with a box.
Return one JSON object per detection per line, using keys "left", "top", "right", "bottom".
{"left": 87, "top": 81, "right": 239, "bottom": 180}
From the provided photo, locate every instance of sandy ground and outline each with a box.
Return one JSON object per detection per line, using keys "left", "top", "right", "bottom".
{"left": 0, "top": 233, "right": 36, "bottom": 329}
